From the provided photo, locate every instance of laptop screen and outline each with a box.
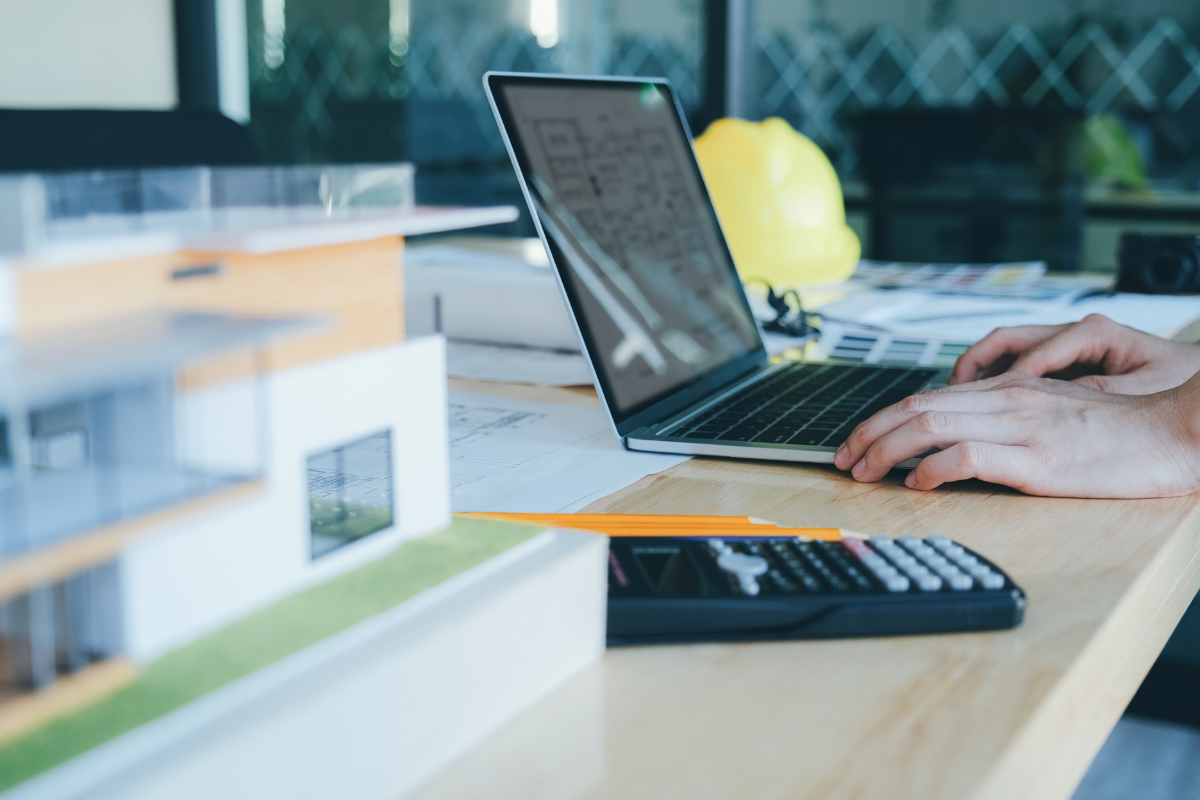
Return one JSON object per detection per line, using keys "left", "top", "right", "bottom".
{"left": 488, "top": 75, "right": 764, "bottom": 424}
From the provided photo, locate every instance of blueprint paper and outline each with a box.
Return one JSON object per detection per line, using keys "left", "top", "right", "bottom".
{"left": 448, "top": 391, "right": 687, "bottom": 512}
{"left": 446, "top": 340, "right": 592, "bottom": 386}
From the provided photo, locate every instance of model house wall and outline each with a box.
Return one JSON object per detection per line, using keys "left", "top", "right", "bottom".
{"left": 122, "top": 336, "right": 449, "bottom": 661}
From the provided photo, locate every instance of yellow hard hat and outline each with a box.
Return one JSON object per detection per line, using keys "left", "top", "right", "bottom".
{"left": 695, "top": 117, "right": 860, "bottom": 287}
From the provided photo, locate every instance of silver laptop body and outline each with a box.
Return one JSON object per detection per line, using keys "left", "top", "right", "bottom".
{"left": 485, "top": 72, "right": 943, "bottom": 466}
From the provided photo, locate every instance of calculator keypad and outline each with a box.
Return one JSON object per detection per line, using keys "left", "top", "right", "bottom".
{"left": 705, "top": 534, "right": 1008, "bottom": 596}
{"left": 608, "top": 533, "right": 1024, "bottom": 643}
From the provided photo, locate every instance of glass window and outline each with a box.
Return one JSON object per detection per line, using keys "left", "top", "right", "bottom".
{"left": 307, "top": 430, "right": 395, "bottom": 558}
{"left": 0, "top": 562, "right": 123, "bottom": 692}
{"left": 243, "top": 0, "right": 705, "bottom": 232}
{"left": 749, "top": 0, "right": 1200, "bottom": 269}
{"left": 751, "top": 0, "right": 1200, "bottom": 176}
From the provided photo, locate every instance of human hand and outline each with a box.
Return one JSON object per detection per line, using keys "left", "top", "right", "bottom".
{"left": 948, "top": 314, "right": 1200, "bottom": 394}
{"left": 831, "top": 371, "right": 1200, "bottom": 498}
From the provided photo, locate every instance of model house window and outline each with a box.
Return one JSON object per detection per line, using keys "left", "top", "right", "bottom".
{"left": 307, "top": 430, "right": 394, "bottom": 558}
{"left": 0, "top": 562, "right": 123, "bottom": 691}
{"left": 29, "top": 401, "right": 89, "bottom": 471}
{"left": 0, "top": 418, "right": 9, "bottom": 471}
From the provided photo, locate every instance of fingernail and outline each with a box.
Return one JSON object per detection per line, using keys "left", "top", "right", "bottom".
{"left": 852, "top": 460, "right": 866, "bottom": 479}
{"left": 834, "top": 444, "right": 847, "bottom": 468}
{"left": 905, "top": 472, "right": 916, "bottom": 488}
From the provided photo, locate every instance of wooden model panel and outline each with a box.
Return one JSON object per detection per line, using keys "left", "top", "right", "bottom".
{"left": 175, "top": 236, "right": 405, "bottom": 374}
{"left": 14, "top": 236, "right": 406, "bottom": 377}
{"left": 16, "top": 253, "right": 180, "bottom": 338}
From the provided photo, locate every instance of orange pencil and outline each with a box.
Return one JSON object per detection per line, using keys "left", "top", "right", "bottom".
{"left": 459, "top": 512, "right": 841, "bottom": 541}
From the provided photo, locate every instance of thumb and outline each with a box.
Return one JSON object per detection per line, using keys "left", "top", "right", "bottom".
{"left": 1010, "top": 322, "right": 1108, "bottom": 378}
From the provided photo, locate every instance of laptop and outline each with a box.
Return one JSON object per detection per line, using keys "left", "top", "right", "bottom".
{"left": 485, "top": 72, "right": 944, "bottom": 466}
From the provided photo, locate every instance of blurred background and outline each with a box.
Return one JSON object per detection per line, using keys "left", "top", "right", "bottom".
{"left": 4, "top": 1, "right": 1200, "bottom": 795}
{"left": 4, "top": 0, "right": 1200, "bottom": 272}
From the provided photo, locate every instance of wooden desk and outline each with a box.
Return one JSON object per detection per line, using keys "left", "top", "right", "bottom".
{"left": 417, "top": 381, "right": 1200, "bottom": 800}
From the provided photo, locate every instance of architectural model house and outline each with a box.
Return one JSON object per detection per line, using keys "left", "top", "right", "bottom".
{"left": 0, "top": 167, "right": 607, "bottom": 800}
{"left": 0, "top": 163, "right": 468, "bottom": 717}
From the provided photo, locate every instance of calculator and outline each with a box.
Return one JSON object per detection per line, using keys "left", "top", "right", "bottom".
{"left": 606, "top": 534, "right": 1026, "bottom": 645}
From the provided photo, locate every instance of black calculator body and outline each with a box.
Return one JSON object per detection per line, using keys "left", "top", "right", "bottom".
{"left": 606, "top": 535, "right": 1026, "bottom": 645}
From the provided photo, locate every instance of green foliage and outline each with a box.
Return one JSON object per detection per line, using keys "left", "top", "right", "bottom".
{"left": 1082, "top": 114, "right": 1148, "bottom": 189}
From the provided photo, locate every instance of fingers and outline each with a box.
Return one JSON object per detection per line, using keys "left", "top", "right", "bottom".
{"left": 949, "top": 325, "right": 1061, "bottom": 385}
{"left": 848, "top": 410, "right": 1023, "bottom": 483}
{"left": 1008, "top": 315, "right": 1121, "bottom": 379}
{"left": 904, "top": 442, "right": 1038, "bottom": 492}
{"left": 834, "top": 374, "right": 1025, "bottom": 470}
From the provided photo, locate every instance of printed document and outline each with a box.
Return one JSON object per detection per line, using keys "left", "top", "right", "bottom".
{"left": 448, "top": 390, "right": 687, "bottom": 512}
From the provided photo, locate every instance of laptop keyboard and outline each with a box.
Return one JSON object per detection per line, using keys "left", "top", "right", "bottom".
{"left": 664, "top": 362, "right": 938, "bottom": 448}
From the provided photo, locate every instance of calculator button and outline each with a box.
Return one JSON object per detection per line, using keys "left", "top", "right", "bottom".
{"left": 911, "top": 573, "right": 943, "bottom": 592}
{"left": 917, "top": 554, "right": 974, "bottom": 590}
{"left": 841, "top": 538, "right": 910, "bottom": 592}
{"left": 798, "top": 542, "right": 852, "bottom": 592}
{"left": 819, "top": 544, "right": 875, "bottom": 591}
{"left": 926, "top": 536, "right": 967, "bottom": 558}
{"left": 765, "top": 570, "right": 798, "bottom": 594}
{"left": 861, "top": 553, "right": 889, "bottom": 572}
{"left": 874, "top": 563, "right": 900, "bottom": 579}
{"left": 948, "top": 574, "right": 974, "bottom": 591}
{"left": 900, "top": 540, "right": 953, "bottom": 572}
{"left": 715, "top": 550, "right": 769, "bottom": 597}
{"left": 781, "top": 560, "right": 821, "bottom": 591}
{"left": 930, "top": 543, "right": 1009, "bottom": 589}
{"left": 978, "top": 573, "right": 1005, "bottom": 590}
{"left": 894, "top": 562, "right": 942, "bottom": 592}
{"left": 938, "top": 569, "right": 973, "bottom": 591}
{"left": 769, "top": 543, "right": 824, "bottom": 592}
{"left": 870, "top": 537, "right": 944, "bottom": 591}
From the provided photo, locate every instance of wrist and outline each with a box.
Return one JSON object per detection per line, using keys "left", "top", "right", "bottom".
{"left": 1160, "top": 373, "right": 1200, "bottom": 492}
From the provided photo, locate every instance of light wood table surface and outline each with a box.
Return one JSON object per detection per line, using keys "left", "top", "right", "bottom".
{"left": 417, "top": 377, "right": 1200, "bottom": 800}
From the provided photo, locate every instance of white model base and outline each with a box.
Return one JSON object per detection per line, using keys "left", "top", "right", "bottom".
{"left": 5, "top": 528, "right": 607, "bottom": 800}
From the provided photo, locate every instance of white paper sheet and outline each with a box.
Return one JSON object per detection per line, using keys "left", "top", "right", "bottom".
{"left": 817, "top": 289, "right": 1200, "bottom": 342}
{"left": 446, "top": 340, "right": 593, "bottom": 386}
{"left": 448, "top": 391, "right": 688, "bottom": 512}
